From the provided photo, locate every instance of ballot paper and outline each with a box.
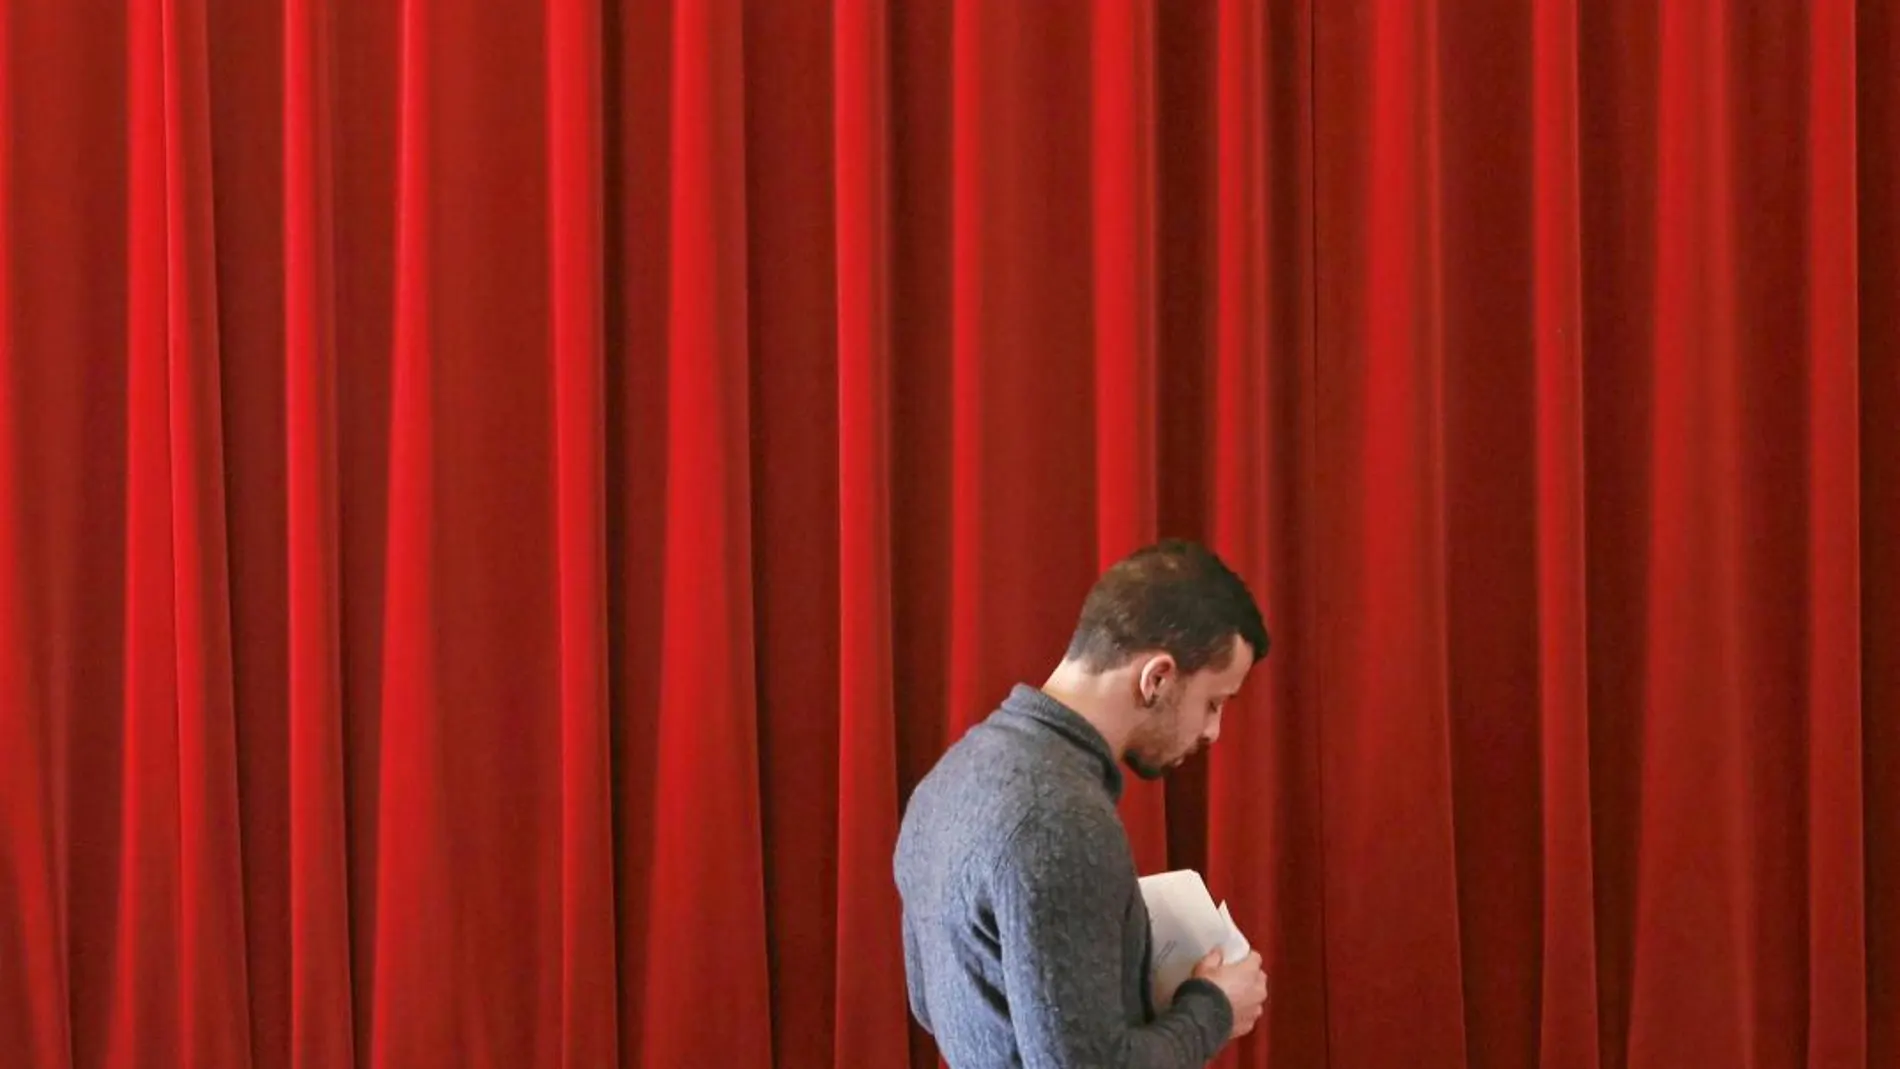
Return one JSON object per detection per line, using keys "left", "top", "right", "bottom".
{"left": 1138, "top": 870, "right": 1253, "bottom": 1009}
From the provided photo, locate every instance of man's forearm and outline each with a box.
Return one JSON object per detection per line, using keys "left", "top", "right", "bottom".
{"left": 1004, "top": 946, "right": 1231, "bottom": 1067}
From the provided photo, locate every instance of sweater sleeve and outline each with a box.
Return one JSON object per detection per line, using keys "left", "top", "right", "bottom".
{"left": 901, "top": 909, "right": 933, "bottom": 1034}
{"left": 992, "top": 812, "right": 1232, "bottom": 1068}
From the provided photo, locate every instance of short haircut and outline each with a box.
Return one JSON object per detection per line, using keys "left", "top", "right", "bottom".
{"left": 1064, "top": 539, "right": 1269, "bottom": 675}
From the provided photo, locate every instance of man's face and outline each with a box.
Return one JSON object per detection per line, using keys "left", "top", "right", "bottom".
{"left": 1123, "top": 635, "right": 1255, "bottom": 780}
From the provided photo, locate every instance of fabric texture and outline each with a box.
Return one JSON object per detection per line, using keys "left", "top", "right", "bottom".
{"left": 896, "top": 684, "right": 1234, "bottom": 1068}
{"left": 2, "top": 3, "right": 1898, "bottom": 1068}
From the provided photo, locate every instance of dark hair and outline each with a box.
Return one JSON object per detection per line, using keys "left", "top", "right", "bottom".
{"left": 1064, "top": 539, "right": 1269, "bottom": 675}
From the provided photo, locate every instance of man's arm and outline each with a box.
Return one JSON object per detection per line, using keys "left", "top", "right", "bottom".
{"left": 993, "top": 814, "right": 1232, "bottom": 1068}
{"left": 901, "top": 912, "right": 933, "bottom": 1034}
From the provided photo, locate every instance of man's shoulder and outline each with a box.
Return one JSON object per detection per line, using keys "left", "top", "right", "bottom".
{"left": 910, "top": 717, "right": 1039, "bottom": 798}
{"left": 903, "top": 727, "right": 1120, "bottom": 852}
{"left": 998, "top": 783, "right": 1125, "bottom": 855}
{"left": 924, "top": 731, "right": 1112, "bottom": 824}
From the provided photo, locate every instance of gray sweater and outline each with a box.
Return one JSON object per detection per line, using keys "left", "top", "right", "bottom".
{"left": 893, "top": 685, "right": 1234, "bottom": 1068}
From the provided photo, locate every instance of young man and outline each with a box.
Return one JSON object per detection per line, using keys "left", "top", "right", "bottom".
{"left": 894, "top": 539, "right": 1272, "bottom": 1067}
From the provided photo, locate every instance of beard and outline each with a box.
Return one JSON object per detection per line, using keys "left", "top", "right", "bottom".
{"left": 1123, "top": 691, "right": 1186, "bottom": 780}
{"left": 1125, "top": 750, "right": 1170, "bottom": 781}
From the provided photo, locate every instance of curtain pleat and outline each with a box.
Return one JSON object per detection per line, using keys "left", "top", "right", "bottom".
{"left": 283, "top": 0, "right": 356, "bottom": 1065}
{"left": 831, "top": 2, "right": 910, "bottom": 1067}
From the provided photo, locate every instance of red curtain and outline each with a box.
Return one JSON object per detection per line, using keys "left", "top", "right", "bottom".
{"left": 1, "top": 1, "right": 1895, "bottom": 1068}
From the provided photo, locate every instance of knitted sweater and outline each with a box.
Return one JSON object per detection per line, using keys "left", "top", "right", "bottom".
{"left": 893, "top": 684, "right": 1234, "bottom": 1068}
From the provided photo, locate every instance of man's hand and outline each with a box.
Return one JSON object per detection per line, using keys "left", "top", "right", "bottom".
{"left": 1192, "top": 948, "right": 1267, "bottom": 1040}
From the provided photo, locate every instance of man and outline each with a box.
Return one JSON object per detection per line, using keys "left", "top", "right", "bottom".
{"left": 894, "top": 539, "right": 1272, "bottom": 1067}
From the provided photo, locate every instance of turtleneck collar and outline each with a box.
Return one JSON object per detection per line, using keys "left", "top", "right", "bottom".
{"left": 996, "top": 683, "right": 1126, "bottom": 802}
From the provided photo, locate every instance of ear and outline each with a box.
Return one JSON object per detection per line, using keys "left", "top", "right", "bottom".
{"left": 1136, "top": 654, "right": 1176, "bottom": 707}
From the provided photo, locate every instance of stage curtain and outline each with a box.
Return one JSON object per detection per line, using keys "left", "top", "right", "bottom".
{"left": 1, "top": 1, "right": 1894, "bottom": 1067}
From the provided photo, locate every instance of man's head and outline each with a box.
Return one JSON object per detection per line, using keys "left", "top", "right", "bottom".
{"left": 1060, "top": 539, "right": 1269, "bottom": 779}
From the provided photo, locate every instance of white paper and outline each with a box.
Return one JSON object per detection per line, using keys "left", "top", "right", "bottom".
{"left": 1215, "top": 901, "right": 1251, "bottom": 961}
{"left": 1138, "top": 870, "right": 1252, "bottom": 1008}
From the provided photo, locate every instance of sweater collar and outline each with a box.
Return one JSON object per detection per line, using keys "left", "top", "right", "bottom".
{"left": 998, "top": 683, "right": 1126, "bottom": 802}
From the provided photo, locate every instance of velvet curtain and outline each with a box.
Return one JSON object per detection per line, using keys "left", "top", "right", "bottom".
{"left": 1, "top": 1, "right": 1895, "bottom": 1067}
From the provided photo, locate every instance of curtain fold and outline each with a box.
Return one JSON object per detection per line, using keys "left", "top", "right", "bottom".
{"left": 283, "top": 0, "right": 356, "bottom": 1063}
{"left": 1313, "top": 4, "right": 1470, "bottom": 1063}
{"left": 830, "top": 2, "right": 911, "bottom": 1067}
{"left": 546, "top": 0, "right": 618, "bottom": 1064}
{"left": 640, "top": 2, "right": 773, "bottom": 1065}
{"left": 1528, "top": 0, "right": 1600, "bottom": 1063}
{"left": 1857, "top": 8, "right": 1899, "bottom": 1068}
{"left": 1, "top": 2, "right": 1895, "bottom": 1068}
{"left": 119, "top": 0, "right": 253, "bottom": 1062}
{"left": 1802, "top": 6, "right": 1865, "bottom": 1067}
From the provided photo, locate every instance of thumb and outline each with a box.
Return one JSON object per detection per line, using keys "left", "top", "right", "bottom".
{"left": 1198, "top": 948, "right": 1225, "bottom": 969}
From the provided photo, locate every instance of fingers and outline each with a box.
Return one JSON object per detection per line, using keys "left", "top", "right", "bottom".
{"left": 1227, "top": 972, "right": 1269, "bottom": 1043}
